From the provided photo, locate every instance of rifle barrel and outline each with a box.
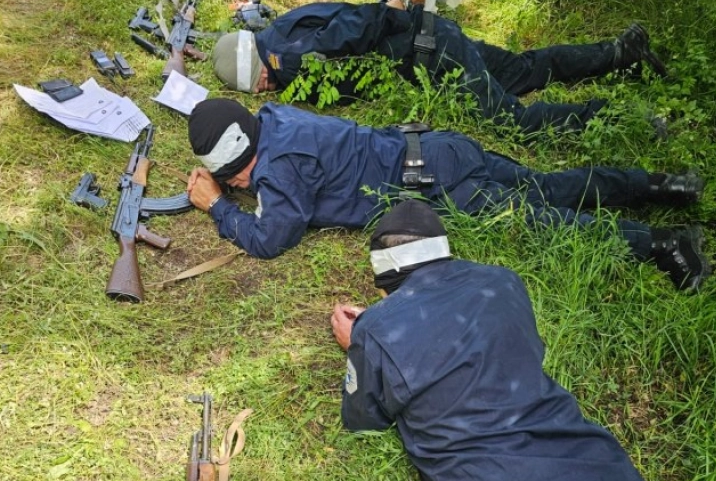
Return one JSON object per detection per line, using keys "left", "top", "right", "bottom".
{"left": 201, "top": 393, "right": 212, "bottom": 460}
{"left": 142, "top": 125, "right": 155, "bottom": 157}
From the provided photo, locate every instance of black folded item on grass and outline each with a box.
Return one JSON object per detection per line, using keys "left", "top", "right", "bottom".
{"left": 38, "top": 78, "right": 83, "bottom": 103}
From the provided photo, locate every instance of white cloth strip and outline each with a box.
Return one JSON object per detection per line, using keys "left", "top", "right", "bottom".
{"left": 370, "top": 236, "right": 450, "bottom": 275}
{"left": 197, "top": 122, "right": 250, "bottom": 173}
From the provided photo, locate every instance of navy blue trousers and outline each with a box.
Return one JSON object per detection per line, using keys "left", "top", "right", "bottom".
{"left": 421, "top": 132, "right": 653, "bottom": 260}
{"left": 448, "top": 36, "right": 617, "bottom": 133}
{"left": 476, "top": 41, "right": 617, "bottom": 96}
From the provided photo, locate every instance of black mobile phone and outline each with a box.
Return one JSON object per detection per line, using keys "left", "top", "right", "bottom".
{"left": 38, "top": 79, "right": 84, "bottom": 102}
{"left": 38, "top": 78, "right": 72, "bottom": 92}
{"left": 47, "top": 85, "right": 84, "bottom": 102}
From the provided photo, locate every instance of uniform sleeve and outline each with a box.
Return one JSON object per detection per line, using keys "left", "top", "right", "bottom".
{"left": 208, "top": 154, "right": 323, "bottom": 259}
{"left": 340, "top": 318, "right": 415, "bottom": 432}
{"left": 313, "top": 3, "right": 412, "bottom": 57}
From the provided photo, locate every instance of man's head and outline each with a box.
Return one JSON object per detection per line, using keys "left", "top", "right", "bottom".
{"left": 370, "top": 199, "right": 451, "bottom": 293}
{"left": 188, "top": 98, "right": 261, "bottom": 183}
{"left": 213, "top": 31, "right": 276, "bottom": 93}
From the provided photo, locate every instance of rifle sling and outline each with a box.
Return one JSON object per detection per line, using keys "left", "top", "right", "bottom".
{"left": 154, "top": 0, "right": 170, "bottom": 40}
{"left": 214, "top": 409, "right": 253, "bottom": 481}
{"left": 147, "top": 252, "right": 243, "bottom": 290}
{"left": 413, "top": 10, "right": 436, "bottom": 68}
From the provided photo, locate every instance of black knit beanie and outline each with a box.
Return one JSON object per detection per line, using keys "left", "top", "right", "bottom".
{"left": 188, "top": 98, "right": 261, "bottom": 183}
{"left": 370, "top": 199, "right": 451, "bottom": 293}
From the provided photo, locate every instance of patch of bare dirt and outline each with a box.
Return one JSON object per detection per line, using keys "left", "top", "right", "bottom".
{"left": 84, "top": 385, "right": 122, "bottom": 427}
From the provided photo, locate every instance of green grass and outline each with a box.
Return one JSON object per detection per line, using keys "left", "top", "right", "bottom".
{"left": 1, "top": 0, "right": 716, "bottom": 480}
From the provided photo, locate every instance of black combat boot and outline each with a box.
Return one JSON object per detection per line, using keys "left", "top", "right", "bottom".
{"left": 650, "top": 227, "right": 711, "bottom": 291}
{"left": 614, "top": 23, "right": 668, "bottom": 77}
{"left": 647, "top": 172, "right": 704, "bottom": 206}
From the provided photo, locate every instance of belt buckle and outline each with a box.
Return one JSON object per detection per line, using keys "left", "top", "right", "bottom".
{"left": 414, "top": 34, "right": 436, "bottom": 53}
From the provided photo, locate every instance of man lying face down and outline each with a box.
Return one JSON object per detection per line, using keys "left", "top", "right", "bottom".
{"left": 213, "top": 1, "right": 667, "bottom": 134}
{"left": 187, "top": 98, "right": 709, "bottom": 291}
{"left": 330, "top": 198, "right": 647, "bottom": 481}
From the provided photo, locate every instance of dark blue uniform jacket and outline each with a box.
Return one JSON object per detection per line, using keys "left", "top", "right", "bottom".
{"left": 343, "top": 259, "right": 645, "bottom": 481}
{"left": 255, "top": 2, "right": 415, "bottom": 91}
{"left": 208, "top": 103, "right": 651, "bottom": 259}
{"left": 208, "top": 102, "right": 405, "bottom": 259}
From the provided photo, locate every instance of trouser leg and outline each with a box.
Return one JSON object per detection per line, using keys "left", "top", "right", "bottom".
{"left": 482, "top": 150, "right": 650, "bottom": 209}
{"left": 461, "top": 73, "right": 606, "bottom": 134}
{"left": 515, "top": 99, "right": 607, "bottom": 134}
{"left": 526, "top": 166, "right": 649, "bottom": 209}
{"left": 435, "top": 149, "right": 653, "bottom": 260}
{"left": 476, "top": 41, "right": 617, "bottom": 96}
{"left": 528, "top": 207, "right": 653, "bottom": 260}
{"left": 455, "top": 36, "right": 608, "bottom": 134}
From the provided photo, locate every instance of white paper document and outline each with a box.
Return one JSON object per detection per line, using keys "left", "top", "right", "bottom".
{"left": 151, "top": 70, "right": 208, "bottom": 116}
{"left": 13, "top": 78, "right": 151, "bottom": 142}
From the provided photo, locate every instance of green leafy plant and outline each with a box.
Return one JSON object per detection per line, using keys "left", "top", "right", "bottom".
{"left": 280, "top": 53, "right": 404, "bottom": 108}
{"left": 280, "top": 52, "right": 482, "bottom": 133}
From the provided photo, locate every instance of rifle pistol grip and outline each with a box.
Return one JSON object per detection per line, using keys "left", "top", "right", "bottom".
{"left": 137, "top": 224, "right": 171, "bottom": 249}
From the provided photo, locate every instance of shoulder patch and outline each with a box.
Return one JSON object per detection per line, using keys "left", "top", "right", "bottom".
{"left": 267, "top": 51, "right": 282, "bottom": 71}
{"left": 345, "top": 358, "right": 358, "bottom": 394}
{"left": 254, "top": 192, "right": 262, "bottom": 218}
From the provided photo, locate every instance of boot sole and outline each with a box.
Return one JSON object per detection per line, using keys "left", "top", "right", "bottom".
{"left": 679, "top": 174, "right": 705, "bottom": 205}
{"left": 680, "top": 227, "right": 712, "bottom": 291}
{"left": 630, "top": 23, "right": 668, "bottom": 77}
{"left": 643, "top": 49, "right": 668, "bottom": 77}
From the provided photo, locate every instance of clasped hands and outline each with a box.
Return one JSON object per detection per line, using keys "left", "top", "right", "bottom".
{"left": 187, "top": 167, "right": 222, "bottom": 212}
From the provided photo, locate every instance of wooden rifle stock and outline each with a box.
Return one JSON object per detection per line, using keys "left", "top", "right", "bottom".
{"left": 198, "top": 461, "right": 215, "bottom": 481}
{"left": 106, "top": 236, "right": 143, "bottom": 303}
{"left": 162, "top": 46, "right": 187, "bottom": 80}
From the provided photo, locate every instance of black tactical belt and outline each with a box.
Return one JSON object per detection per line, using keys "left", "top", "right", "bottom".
{"left": 413, "top": 10, "right": 436, "bottom": 68}
{"left": 395, "top": 123, "right": 434, "bottom": 190}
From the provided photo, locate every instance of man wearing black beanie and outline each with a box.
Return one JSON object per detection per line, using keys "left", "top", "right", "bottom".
{"left": 186, "top": 98, "right": 709, "bottom": 291}
{"left": 330, "top": 199, "right": 645, "bottom": 481}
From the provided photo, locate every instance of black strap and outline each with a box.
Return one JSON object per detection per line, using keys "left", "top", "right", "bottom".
{"left": 402, "top": 132, "right": 434, "bottom": 190}
{"left": 413, "top": 10, "right": 436, "bottom": 68}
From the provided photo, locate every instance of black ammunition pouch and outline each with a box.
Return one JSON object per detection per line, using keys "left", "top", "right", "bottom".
{"left": 413, "top": 10, "right": 436, "bottom": 68}
{"left": 395, "top": 123, "right": 433, "bottom": 191}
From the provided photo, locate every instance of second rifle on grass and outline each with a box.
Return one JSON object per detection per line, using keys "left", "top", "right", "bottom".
{"left": 162, "top": 0, "right": 206, "bottom": 80}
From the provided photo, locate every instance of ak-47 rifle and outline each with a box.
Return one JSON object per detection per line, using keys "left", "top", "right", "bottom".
{"left": 128, "top": 1, "right": 206, "bottom": 81}
{"left": 163, "top": 0, "right": 206, "bottom": 80}
{"left": 106, "top": 125, "right": 193, "bottom": 303}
